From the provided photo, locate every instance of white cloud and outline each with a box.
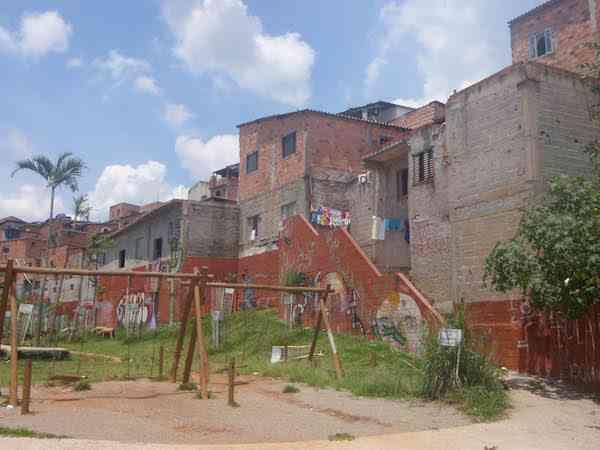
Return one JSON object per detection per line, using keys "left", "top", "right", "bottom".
{"left": 175, "top": 134, "right": 239, "bottom": 180}
{"left": 370, "top": 0, "right": 544, "bottom": 107}
{"left": 94, "top": 50, "right": 151, "bottom": 84}
{"left": 365, "top": 57, "right": 387, "bottom": 90}
{"left": 66, "top": 57, "right": 83, "bottom": 68}
{"left": 0, "top": 11, "right": 72, "bottom": 59}
{"left": 0, "top": 184, "right": 65, "bottom": 222}
{"left": 164, "top": 103, "right": 194, "bottom": 127}
{"left": 87, "top": 161, "right": 186, "bottom": 220}
{"left": 134, "top": 75, "right": 161, "bottom": 95}
{"left": 162, "top": 0, "right": 315, "bottom": 106}
{"left": 0, "top": 128, "right": 34, "bottom": 159}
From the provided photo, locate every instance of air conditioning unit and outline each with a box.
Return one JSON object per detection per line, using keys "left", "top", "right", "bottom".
{"left": 358, "top": 172, "right": 370, "bottom": 184}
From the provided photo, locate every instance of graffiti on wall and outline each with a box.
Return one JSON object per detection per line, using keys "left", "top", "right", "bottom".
{"left": 347, "top": 288, "right": 366, "bottom": 336}
{"left": 372, "top": 291, "right": 424, "bottom": 351}
{"left": 116, "top": 292, "right": 155, "bottom": 328}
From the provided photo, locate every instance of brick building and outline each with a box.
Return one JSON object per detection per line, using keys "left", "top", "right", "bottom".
{"left": 510, "top": 0, "right": 599, "bottom": 74}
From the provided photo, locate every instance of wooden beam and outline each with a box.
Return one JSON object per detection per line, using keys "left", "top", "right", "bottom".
{"left": 182, "top": 322, "right": 197, "bottom": 384}
{"left": 318, "top": 288, "right": 343, "bottom": 380}
{"left": 308, "top": 285, "right": 332, "bottom": 361}
{"left": 0, "top": 259, "right": 15, "bottom": 347}
{"left": 4, "top": 265, "right": 208, "bottom": 280}
{"left": 207, "top": 281, "right": 327, "bottom": 294}
{"left": 21, "top": 360, "right": 32, "bottom": 415}
{"left": 170, "top": 285, "right": 194, "bottom": 383}
{"left": 194, "top": 267, "right": 210, "bottom": 399}
{"left": 9, "top": 292, "right": 19, "bottom": 406}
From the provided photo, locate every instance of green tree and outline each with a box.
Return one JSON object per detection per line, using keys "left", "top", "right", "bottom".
{"left": 485, "top": 49, "right": 600, "bottom": 319}
{"left": 11, "top": 152, "right": 86, "bottom": 220}
{"left": 72, "top": 194, "right": 91, "bottom": 222}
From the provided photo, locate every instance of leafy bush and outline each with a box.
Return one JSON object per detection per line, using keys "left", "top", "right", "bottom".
{"left": 420, "top": 307, "right": 508, "bottom": 419}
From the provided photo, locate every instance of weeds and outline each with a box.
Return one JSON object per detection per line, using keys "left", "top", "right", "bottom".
{"left": 282, "top": 384, "right": 300, "bottom": 394}
{"left": 73, "top": 380, "right": 91, "bottom": 391}
{"left": 328, "top": 432, "right": 355, "bottom": 441}
{"left": 178, "top": 382, "right": 197, "bottom": 391}
{"left": 0, "top": 426, "right": 68, "bottom": 439}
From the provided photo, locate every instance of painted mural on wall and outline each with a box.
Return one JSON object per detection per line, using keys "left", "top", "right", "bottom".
{"left": 116, "top": 292, "right": 155, "bottom": 328}
{"left": 372, "top": 291, "right": 425, "bottom": 352}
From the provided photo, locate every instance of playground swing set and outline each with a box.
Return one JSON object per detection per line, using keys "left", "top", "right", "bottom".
{"left": 0, "top": 258, "right": 340, "bottom": 413}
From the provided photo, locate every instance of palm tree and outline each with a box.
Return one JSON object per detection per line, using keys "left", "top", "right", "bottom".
{"left": 72, "top": 194, "right": 91, "bottom": 222}
{"left": 12, "top": 152, "right": 85, "bottom": 344}
{"left": 12, "top": 152, "right": 86, "bottom": 220}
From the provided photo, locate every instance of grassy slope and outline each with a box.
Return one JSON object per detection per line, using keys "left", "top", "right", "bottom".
{"left": 0, "top": 310, "right": 508, "bottom": 420}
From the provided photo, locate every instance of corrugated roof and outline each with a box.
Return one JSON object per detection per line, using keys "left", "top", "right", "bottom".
{"left": 237, "top": 109, "right": 409, "bottom": 130}
{"left": 0, "top": 216, "right": 25, "bottom": 225}
{"left": 509, "top": 0, "right": 562, "bottom": 25}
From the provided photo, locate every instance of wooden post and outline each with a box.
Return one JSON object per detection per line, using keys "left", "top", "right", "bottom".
{"left": 182, "top": 323, "right": 197, "bottom": 383}
{"left": 158, "top": 345, "right": 164, "bottom": 380}
{"left": 308, "top": 285, "right": 331, "bottom": 361}
{"left": 228, "top": 358, "right": 236, "bottom": 407}
{"left": 0, "top": 259, "right": 15, "bottom": 347}
{"left": 21, "top": 360, "right": 32, "bottom": 415}
{"left": 318, "top": 290, "right": 343, "bottom": 380}
{"left": 194, "top": 267, "right": 210, "bottom": 399}
{"left": 9, "top": 292, "right": 19, "bottom": 406}
{"left": 170, "top": 285, "right": 194, "bottom": 382}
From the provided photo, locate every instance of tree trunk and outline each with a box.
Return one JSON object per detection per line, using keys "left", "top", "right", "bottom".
{"left": 49, "top": 186, "right": 55, "bottom": 220}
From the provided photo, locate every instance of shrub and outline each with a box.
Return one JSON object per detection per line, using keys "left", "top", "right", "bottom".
{"left": 282, "top": 384, "right": 300, "bottom": 394}
{"left": 178, "top": 382, "right": 197, "bottom": 391}
{"left": 73, "top": 380, "right": 91, "bottom": 391}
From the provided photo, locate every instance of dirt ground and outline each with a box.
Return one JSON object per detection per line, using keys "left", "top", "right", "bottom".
{"left": 1, "top": 373, "right": 599, "bottom": 449}
{"left": 0, "top": 374, "right": 470, "bottom": 445}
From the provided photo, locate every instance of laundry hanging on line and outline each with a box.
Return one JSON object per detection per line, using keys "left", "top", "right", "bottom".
{"left": 310, "top": 206, "right": 351, "bottom": 228}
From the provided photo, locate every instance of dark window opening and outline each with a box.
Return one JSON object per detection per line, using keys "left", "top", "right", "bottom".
{"left": 282, "top": 132, "right": 296, "bottom": 158}
{"left": 281, "top": 202, "right": 297, "bottom": 221}
{"left": 529, "top": 29, "right": 553, "bottom": 59}
{"left": 118, "top": 250, "right": 126, "bottom": 268}
{"left": 246, "top": 151, "right": 258, "bottom": 173}
{"left": 248, "top": 215, "right": 260, "bottom": 242}
{"left": 380, "top": 135, "right": 391, "bottom": 145}
{"left": 153, "top": 238, "right": 163, "bottom": 260}
{"left": 401, "top": 168, "right": 409, "bottom": 196}
{"left": 413, "top": 149, "right": 434, "bottom": 184}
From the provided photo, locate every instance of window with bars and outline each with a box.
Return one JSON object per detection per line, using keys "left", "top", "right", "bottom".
{"left": 282, "top": 132, "right": 296, "bottom": 158}
{"left": 413, "top": 148, "right": 434, "bottom": 184}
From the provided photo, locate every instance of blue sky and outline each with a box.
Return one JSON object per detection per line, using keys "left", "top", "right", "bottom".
{"left": 0, "top": 0, "right": 544, "bottom": 221}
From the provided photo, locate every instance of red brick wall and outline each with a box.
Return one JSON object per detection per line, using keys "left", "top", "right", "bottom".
{"left": 238, "top": 112, "right": 408, "bottom": 202}
{"left": 467, "top": 299, "right": 600, "bottom": 392}
{"left": 390, "top": 102, "right": 446, "bottom": 129}
{"left": 98, "top": 256, "right": 239, "bottom": 327}
{"left": 238, "top": 249, "right": 281, "bottom": 308}
{"left": 510, "top": 0, "right": 594, "bottom": 74}
{"left": 0, "top": 238, "right": 43, "bottom": 264}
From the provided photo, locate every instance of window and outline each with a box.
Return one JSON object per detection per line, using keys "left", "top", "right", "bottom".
{"left": 97, "top": 252, "right": 106, "bottom": 267}
{"left": 118, "top": 250, "right": 126, "bottom": 268}
{"left": 413, "top": 149, "right": 434, "bottom": 184}
{"left": 248, "top": 215, "right": 260, "bottom": 241}
{"left": 282, "top": 132, "right": 296, "bottom": 158}
{"left": 396, "top": 168, "right": 409, "bottom": 200}
{"left": 153, "top": 238, "right": 163, "bottom": 260}
{"left": 70, "top": 284, "right": 75, "bottom": 291}
{"left": 529, "top": 29, "right": 553, "bottom": 59}
{"left": 246, "top": 151, "right": 258, "bottom": 173}
{"left": 281, "top": 202, "right": 297, "bottom": 221}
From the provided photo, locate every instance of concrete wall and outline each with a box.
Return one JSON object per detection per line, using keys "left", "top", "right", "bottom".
{"left": 407, "top": 62, "right": 598, "bottom": 313}
{"left": 510, "top": 0, "right": 595, "bottom": 74}
{"left": 186, "top": 200, "right": 239, "bottom": 258}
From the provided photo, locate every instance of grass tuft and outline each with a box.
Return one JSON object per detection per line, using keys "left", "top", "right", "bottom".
{"left": 73, "top": 380, "right": 91, "bottom": 391}
{"left": 178, "top": 382, "right": 197, "bottom": 391}
{"left": 282, "top": 384, "right": 300, "bottom": 394}
{"left": 328, "top": 432, "right": 355, "bottom": 441}
{"left": 0, "top": 426, "right": 68, "bottom": 439}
